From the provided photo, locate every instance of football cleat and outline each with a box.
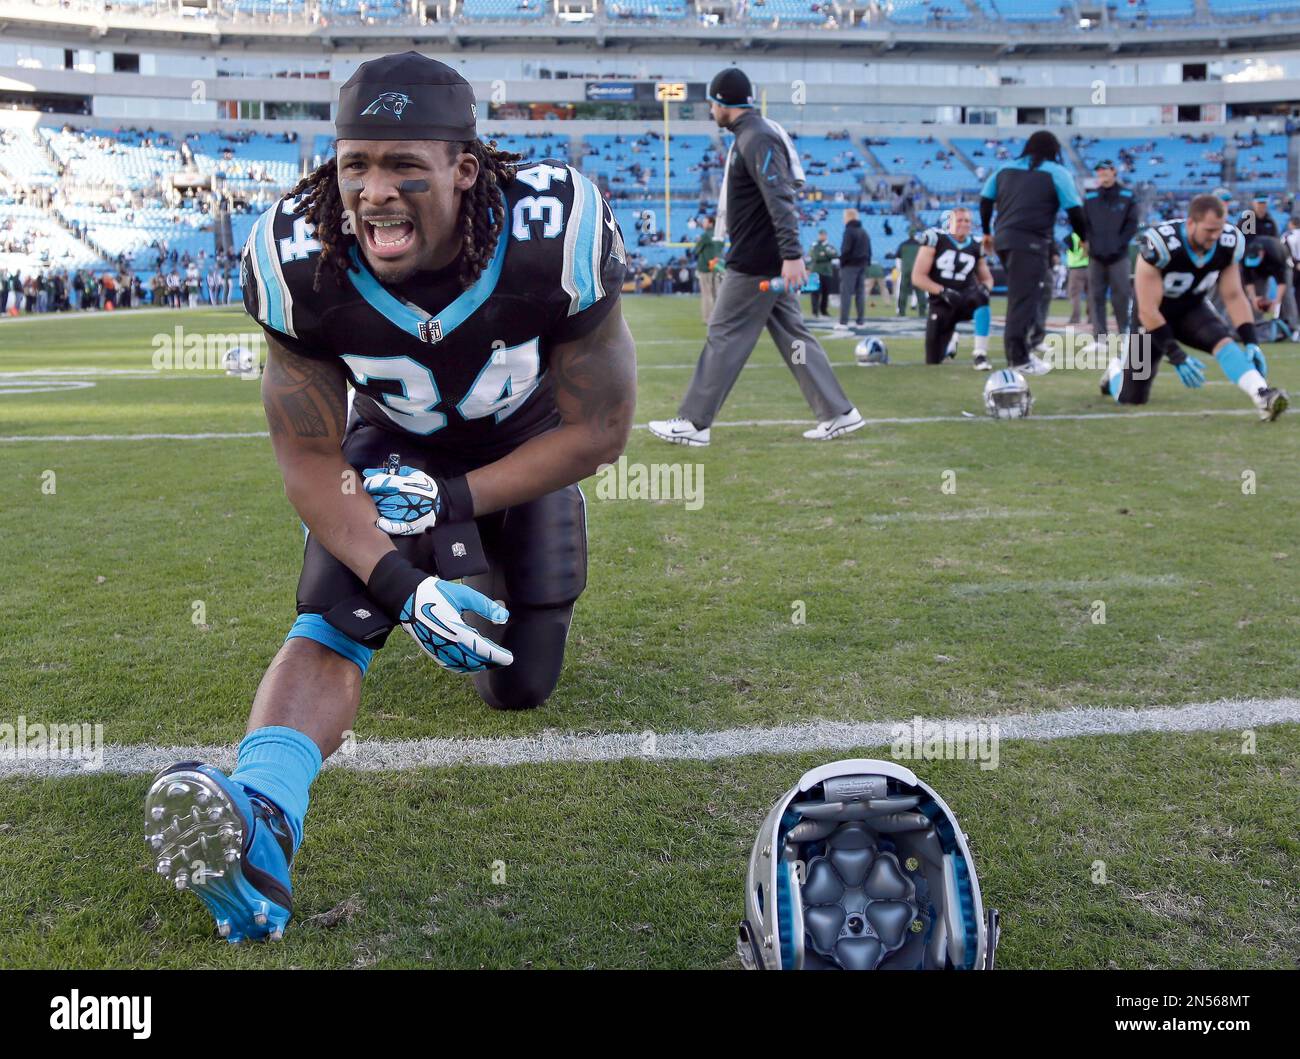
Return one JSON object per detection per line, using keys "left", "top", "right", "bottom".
{"left": 1257, "top": 387, "right": 1289, "bottom": 422}
{"left": 972, "top": 352, "right": 992, "bottom": 372}
{"left": 803, "top": 407, "right": 866, "bottom": 441}
{"left": 145, "top": 762, "right": 294, "bottom": 944}
{"left": 648, "top": 417, "right": 711, "bottom": 447}
{"left": 1016, "top": 352, "right": 1054, "bottom": 376}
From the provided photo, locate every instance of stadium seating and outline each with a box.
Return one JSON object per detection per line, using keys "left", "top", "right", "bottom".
{"left": 1207, "top": 0, "right": 1300, "bottom": 15}
{"left": 883, "top": 0, "right": 971, "bottom": 24}
{"left": 0, "top": 131, "right": 60, "bottom": 188}
{"left": 984, "top": 0, "right": 1069, "bottom": 22}
{"left": 1233, "top": 133, "right": 1288, "bottom": 195}
{"left": 57, "top": 203, "right": 215, "bottom": 270}
{"left": 484, "top": 132, "right": 572, "bottom": 161}
{"left": 607, "top": 0, "right": 688, "bottom": 19}
{"left": 867, "top": 137, "right": 979, "bottom": 193}
{"left": 1074, "top": 135, "right": 1224, "bottom": 191}
{"left": 581, "top": 133, "right": 719, "bottom": 197}
{"left": 790, "top": 135, "right": 868, "bottom": 194}
{"left": 0, "top": 202, "right": 103, "bottom": 273}
{"left": 1114, "top": 0, "right": 1196, "bottom": 20}
{"left": 42, "top": 129, "right": 183, "bottom": 191}
{"left": 742, "top": 0, "right": 834, "bottom": 25}
{"left": 459, "top": 0, "right": 547, "bottom": 20}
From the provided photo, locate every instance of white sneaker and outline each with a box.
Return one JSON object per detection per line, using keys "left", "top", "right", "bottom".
{"left": 802, "top": 407, "right": 866, "bottom": 441}
{"left": 648, "top": 417, "right": 711, "bottom": 447}
{"left": 972, "top": 352, "right": 992, "bottom": 371}
{"left": 1018, "top": 353, "right": 1054, "bottom": 376}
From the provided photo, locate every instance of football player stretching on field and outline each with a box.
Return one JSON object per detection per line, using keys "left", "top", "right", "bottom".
{"left": 1101, "top": 193, "right": 1288, "bottom": 421}
{"left": 912, "top": 207, "right": 995, "bottom": 370}
{"left": 144, "top": 53, "right": 636, "bottom": 943}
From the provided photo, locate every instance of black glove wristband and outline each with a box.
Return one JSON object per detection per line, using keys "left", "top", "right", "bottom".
{"left": 436, "top": 474, "right": 474, "bottom": 524}
{"left": 1236, "top": 322, "right": 1258, "bottom": 347}
{"left": 366, "top": 551, "right": 427, "bottom": 622}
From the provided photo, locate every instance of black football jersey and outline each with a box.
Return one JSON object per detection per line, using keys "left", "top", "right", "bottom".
{"left": 918, "top": 228, "right": 983, "bottom": 291}
{"left": 1138, "top": 219, "right": 1244, "bottom": 313}
{"left": 242, "top": 159, "right": 627, "bottom": 463}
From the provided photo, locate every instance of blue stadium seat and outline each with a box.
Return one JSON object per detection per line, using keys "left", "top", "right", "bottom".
{"left": 607, "top": 0, "right": 688, "bottom": 19}
{"left": 1207, "top": 0, "right": 1300, "bottom": 14}
{"left": 885, "top": 0, "right": 971, "bottom": 22}
{"left": 868, "top": 136, "right": 979, "bottom": 193}
{"left": 459, "top": 0, "right": 546, "bottom": 20}
{"left": 743, "top": 0, "right": 834, "bottom": 25}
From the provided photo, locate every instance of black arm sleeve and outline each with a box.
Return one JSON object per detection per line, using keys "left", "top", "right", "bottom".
{"left": 979, "top": 196, "right": 994, "bottom": 234}
{"left": 1066, "top": 205, "right": 1087, "bottom": 242}
{"left": 1118, "top": 198, "right": 1139, "bottom": 247}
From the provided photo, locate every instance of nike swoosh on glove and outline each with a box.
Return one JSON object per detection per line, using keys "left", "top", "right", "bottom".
{"left": 363, "top": 465, "right": 442, "bottom": 536}
{"left": 399, "top": 577, "right": 513, "bottom": 673}
{"left": 1244, "top": 343, "right": 1267, "bottom": 377}
{"left": 1174, "top": 355, "right": 1206, "bottom": 389}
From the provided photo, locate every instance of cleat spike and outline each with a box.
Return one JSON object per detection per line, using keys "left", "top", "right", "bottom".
{"left": 150, "top": 806, "right": 165, "bottom": 821}
{"left": 217, "top": 920, "right": 231, "bottom": 938}
{"left": 269, "top": 927, "right": 284, "bottom": 942}
{"left": 254, "top": 912, "right": 268, "bottom": 926}
{"left": 148, "top": 834, "right": 163, "bottom": 849}
{"left": 174, "top": 873, "right": 189, "bottom": 891}
{"left": 167, "top": 782, "right": 189, "bottom": 797}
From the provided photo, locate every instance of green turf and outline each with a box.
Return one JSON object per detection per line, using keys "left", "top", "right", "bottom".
{"left": 0, "top": 299, "right": 1297, "bottom": 967}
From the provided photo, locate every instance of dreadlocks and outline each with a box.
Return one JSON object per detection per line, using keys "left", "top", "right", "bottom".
{"left": 288, "top": 138, "right": 523, "bottom": 292}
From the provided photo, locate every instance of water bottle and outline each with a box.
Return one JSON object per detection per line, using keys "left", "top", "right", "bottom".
{"left": 758, "top": 278, "right": 788, "bottom": 292}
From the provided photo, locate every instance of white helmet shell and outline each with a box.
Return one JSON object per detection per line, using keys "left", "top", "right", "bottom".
{"left": 739, "top": 758, "right": 998, "bottom": 970}
{"left": 983, "top": 368, "right": 1032, "bottom": 419}
{"left": 855, "top": 337, "right": 889, "bottom": 365}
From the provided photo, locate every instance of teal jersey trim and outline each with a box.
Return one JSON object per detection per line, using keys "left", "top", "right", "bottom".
{"left": 346, "top": 217, "right": 508, "bottom": 342}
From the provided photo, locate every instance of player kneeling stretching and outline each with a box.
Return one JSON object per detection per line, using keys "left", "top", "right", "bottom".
{"left": 912, "top": 208, "right": 995, "bottom": 370}
{"left": 144, "top": 53, "right": 635, "bottom": 943}
{"left": 1101, "top": 193, "right": 1287, "bottom": 422}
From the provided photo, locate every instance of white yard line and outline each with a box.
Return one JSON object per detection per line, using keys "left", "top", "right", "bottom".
{"left": 0, "top": 407, "right": 1257, "bottom": 444}
{"left": 2, "top": 697, "right": 1294, "bottom": 779}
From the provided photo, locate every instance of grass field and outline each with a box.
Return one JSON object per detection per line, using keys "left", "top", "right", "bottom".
{"left": 1, "top": 298, "right": 1297, "bottom": 969}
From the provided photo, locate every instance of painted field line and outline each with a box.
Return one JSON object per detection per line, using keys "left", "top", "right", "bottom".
{"left": 2, "top": 697, "right": 1296, "bottom": 779}
{"left": 0, "top": 407, "right": 1257, "bottom": 445}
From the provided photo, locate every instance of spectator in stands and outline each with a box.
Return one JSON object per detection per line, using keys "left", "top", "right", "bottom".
{"left": 808, "top": 229, "right": 835, "bottom": 318}
{"left": 980, "top": 130, "right": 1086, "bottom": 374}
{"left": 1083, "top": 160, "right": 1138, "bottom": 339}
{"left": 693, "top": 216, "right": 725, "bottom": 324}
{"left": 836, "top": 207, "right": 870, "bottom": 330}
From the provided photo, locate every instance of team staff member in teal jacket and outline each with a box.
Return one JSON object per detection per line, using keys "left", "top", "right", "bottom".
{"left": 980, "top": 130, "right": 1086, "bottom": 374}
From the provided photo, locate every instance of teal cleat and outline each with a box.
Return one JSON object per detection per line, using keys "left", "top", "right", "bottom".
{"left": 145, "top": 762, "right": 294, "bottom": 944}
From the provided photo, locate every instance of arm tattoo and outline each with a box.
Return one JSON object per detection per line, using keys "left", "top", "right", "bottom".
{"left": 262, "top": 344, "right": 346, "bottom": 440}
{"left": 552, "top": 307, "right": 637, "bottom": 446}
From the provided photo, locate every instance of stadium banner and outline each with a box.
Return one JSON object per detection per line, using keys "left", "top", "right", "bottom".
{"left": 585, "top": 82, "right": 637, "bottom": 102}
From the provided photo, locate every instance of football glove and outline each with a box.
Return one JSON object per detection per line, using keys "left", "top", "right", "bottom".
{"left": 1173, "top": 354, "right": 1206, "bottom": 389}
{"left": 933, "top": 288, "right": 959, "bottom": 308}
{"left": 399, "top": 577, "right": 513, "bottom": 673}
{"left": 366, "top": 551, "right": 512, "bottom": 673}
{"left": 1244, "top": 343, "right": 1267, "bottom": 377}
{"left": 363, "top": 465, "right": 466, "bottom": 536}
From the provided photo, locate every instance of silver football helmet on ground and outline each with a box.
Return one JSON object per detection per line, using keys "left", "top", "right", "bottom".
{"left": 222, "top": 345, "right": 261, "bottom": 380}
{"left": 855, "top": 337, "right": 889, "bottom": 366}
{"left": 738, "top": 758, "right": 998, "bottom": 970}
{"left": 983, "top": 368, "right": 1032, "bottom": 419}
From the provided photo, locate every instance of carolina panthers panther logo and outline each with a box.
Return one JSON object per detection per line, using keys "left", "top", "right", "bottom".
{"left": 361, "top": 92, "right": 412, "bottom": 119}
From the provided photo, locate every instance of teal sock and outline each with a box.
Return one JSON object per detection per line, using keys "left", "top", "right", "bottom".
{"left": 973, "top": 304, "right": 991, "bottom": 337}
{"left": 1108, "top": 370, "right": 1123, "bottom": 398}
{"left": 231, "top": 726, "right": 322, "bottom": 853}
{"left": 1214, "top": 341, "right": 1249, "bottom": 383}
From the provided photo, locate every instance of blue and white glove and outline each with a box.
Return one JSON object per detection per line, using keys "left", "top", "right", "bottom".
{"left": 1173, "top": 354, "right": 1206, "bottom": 389}
{"left": 399, "top": 577, "right": 513, "bottom": 673}
{"left": 363, "top": 465, "right": 443, "bottom": 536}
{"left": 366, "top": 552, "right": 512, "bottom": 673}
{"left": 1244, "top": 343, "right": 1267, "bottom": 378}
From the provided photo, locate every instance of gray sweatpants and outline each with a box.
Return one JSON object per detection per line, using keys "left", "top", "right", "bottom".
{"left": 678, "top": 269, "right": 853, "bottom": 429}
{"left": 1088, "top": 256, "right": 1131, "bottom": 334}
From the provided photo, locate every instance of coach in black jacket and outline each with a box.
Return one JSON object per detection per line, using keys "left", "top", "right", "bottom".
{"left": 1083, "top": 160, "right": 1138, "bottom": 335}
{"left": 838, "top": 209, "right": 871, "bottom": 326}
